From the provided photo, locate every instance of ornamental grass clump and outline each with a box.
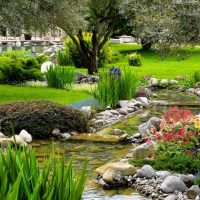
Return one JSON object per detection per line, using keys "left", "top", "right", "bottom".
{"left": 93, "top": 66, "right": 138, "bottom": 109}
{"left": 46, "top": 65, "right": 75, "bottom": 90}
{"left": 0, "top": 146, "right": 87, "bottom": 200}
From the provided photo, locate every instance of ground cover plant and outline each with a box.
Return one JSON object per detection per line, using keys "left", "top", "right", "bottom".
{"left": 0, "top": 145, "right": 87, "bottom": 200}
{"left": 0, "top": 100, "right": 89, "bottom": 138}
{"left": 130, "top": 107, "right": 200, "bottom": 175}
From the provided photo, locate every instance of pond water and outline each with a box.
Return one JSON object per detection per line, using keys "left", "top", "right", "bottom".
{"left": 31, "top": 90, "right": 200, "bottom": 200}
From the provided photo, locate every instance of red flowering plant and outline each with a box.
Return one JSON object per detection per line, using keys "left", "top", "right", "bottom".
{"left": 153, "top": 107, "right": 200, "bottom": 156}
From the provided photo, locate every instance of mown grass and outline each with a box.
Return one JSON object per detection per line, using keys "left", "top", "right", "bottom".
{"left": 67, "top": 44, "right": 200, "bottom": 79}
{"left": 0, "top": 85, "right": 92, "bottom": 104}
{"left": 109, "top": 44, "right": 200, "bottom": 79}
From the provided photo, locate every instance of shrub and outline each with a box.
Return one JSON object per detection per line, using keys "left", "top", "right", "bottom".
{"left": 0, "top": 51, "right": 45, "bottom": 84}
{"left": 111, "top": 51, "right": 121, "bottom": 63}
{"left": 56, "top": 50, "right": 71, "bottom": 66}
{"left": 0, "top": 146, "right": 87, "bottom": 200}
{"left": 0, "top": 101, "right": 89, "bottom": 138}
{"left": 130, "top": 150, "right": 200, "bottom": 174}
{"left": 65, "top": 33, "right": 112, "bottom": 68}
{"left": 46, "top": 65, "right": 75, "bottom": 90}
{"left": 93, "top": 66, "right": 138, "bottom": 109}
{"left": 127, "top": 53, "right": 142, "bottom": 66}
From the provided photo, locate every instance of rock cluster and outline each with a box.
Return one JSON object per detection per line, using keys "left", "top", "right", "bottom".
{"left": 89, "top": 97, "right": 150, "bottom": 131}
{"left": 96, "top": 162, "right": 199, "bottom": 200}
{"left": 0, "top": 129, "right": 32, "bottom": 147}
{"left": 75, "top": 72, "right": 99, "bottom": 84}
{"left": 148, "top": 77, "right": 179, "bottom": 89}
{"left": 186, "top": 87, "right": 200, "bottom": 98}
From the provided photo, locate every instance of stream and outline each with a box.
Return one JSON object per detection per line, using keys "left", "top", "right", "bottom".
{"left": 31, "top": 90, "right": 200, "bottom": 200}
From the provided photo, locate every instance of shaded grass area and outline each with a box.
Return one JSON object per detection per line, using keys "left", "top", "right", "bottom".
{"left": 0, "top": 85, "right": 92, "bottom": 104}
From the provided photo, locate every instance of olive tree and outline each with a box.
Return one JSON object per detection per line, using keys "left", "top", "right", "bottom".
{"left": 0, "top": 0, "right": 123, "bottom": 74}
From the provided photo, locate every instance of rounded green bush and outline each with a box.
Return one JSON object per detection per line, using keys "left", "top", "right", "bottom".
{"left": 127, "top": 53, "right": 142, "bottom": 66}
{"left": 0, "top": 101, "right": 89, "bottom": 138}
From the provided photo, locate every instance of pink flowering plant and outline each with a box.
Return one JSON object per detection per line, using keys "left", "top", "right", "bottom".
{"left": 153, "top": 107, "right": 200, "bottom": 155}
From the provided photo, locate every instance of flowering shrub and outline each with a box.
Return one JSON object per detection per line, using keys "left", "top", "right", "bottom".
{"left": 164, "top": 107, "right": 194, "bottom": 123}
{"left": 152, "top": 107, "right": 200, "bottom": 155}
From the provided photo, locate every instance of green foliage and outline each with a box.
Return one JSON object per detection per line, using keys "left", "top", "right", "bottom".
{"left": 193, "top": 70, "right": 200, "bottom": 83}
{"left": 93, "top": 67, "right": 138, "bottom": 109}
{"left": 0, "top": 100, "right": 89, "bottom": 138}
{"left": 56, "top": 50, "right": 71, "bottom": 66}
{"left": 46, "top": 65, "right": 75, "bottom": 90}
{"left": 0, "top": 145, "right": 87, "bottom": 200}
{"left": 111, "top": 51, "right": 121, "bottom": 63}
{"left": 130, "top": 150, "right": 200, "bottom": 174}
{"left": 65, "top": 34, "right": 112, "bottom": 68}
{"left": 127, "top": 53, "right": 142, "bottom": 66}
{"left": 0, "top": 51, "right": 45, "bottom": 84}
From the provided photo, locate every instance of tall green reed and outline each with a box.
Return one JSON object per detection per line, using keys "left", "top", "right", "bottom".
{"left": 93, "top": 66, "right": 138, "bottom": 109}
{"left": 46, "top": 65, "right": 75, "bottom": 90}
{"left": 0, "top": 145, "right": 87, "bottom": 200}
{"left": 56, "top": 50, "right": 71, "bottom": 66}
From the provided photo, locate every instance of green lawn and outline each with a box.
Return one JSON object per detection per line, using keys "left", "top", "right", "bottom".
{"left": 0, "top": 85, "right": 92, "bottom": 104}
{"left": 109, "top": 44, "right": 200, "bottom": 79}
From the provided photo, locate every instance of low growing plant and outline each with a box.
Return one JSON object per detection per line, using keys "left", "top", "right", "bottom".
{"left": 0, "top": 145, "right": 87, "bottom": 200}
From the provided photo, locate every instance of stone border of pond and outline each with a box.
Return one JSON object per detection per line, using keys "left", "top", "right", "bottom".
{"left": 95, "top": 115, "right": 200, "bottom": 200}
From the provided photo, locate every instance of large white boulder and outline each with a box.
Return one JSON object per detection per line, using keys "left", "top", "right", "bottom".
{"left": 19, "top": 129, "right": 32, "bottom": 143}
{"left": 10, "top": 135, "right": 27, "bottom": 147}
{"left": 41, "top": 61, "right": 55, "bottom": 73}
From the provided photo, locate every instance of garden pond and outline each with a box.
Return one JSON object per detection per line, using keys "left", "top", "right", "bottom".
{"left": 31, "top": 90, "right": 200, "bottom": 199}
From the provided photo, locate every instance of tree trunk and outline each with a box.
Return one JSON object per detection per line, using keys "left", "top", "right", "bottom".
{"left": 141, "top": 38, "right": 152, "bottom": 50}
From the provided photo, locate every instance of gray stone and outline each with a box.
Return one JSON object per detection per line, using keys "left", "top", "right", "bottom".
{"left": 10, "top": 135, "right": 27, "bottom": 146}
{"left": 118, "top": 108, "right": 128, "bottom": 115}
{"left": 149, "top": 78, "right": 158, "bottom": 87}
{"left": 109, "top": 110, "right": 120, "bottom": 115}
{"left": 101, "top": 110, "right": 113, "bottom": 117}
{"left": 89, "top": 75, "right": 99, "bottom": 82}
{"left": 187, "top": 185, "right": 200, "bottom": 199}
{"left": 156, "top": 171, "right": 171, "bottom": 180}
{"left": 137, "top": 165, "right": 156, "bottom": 178}
{"left": 132, "top": 133, "right": 141, "bottom": 139}
{"left": 61, "top": 133, "right": 71, "bottom": 140}
{"left": 160, "top": 79, "right": 169, "bottom": 86}
{"left": 178, "top": 174, "right": 195, "bottom": 184}
{"left": 118, "top": 133, "right": 128, "bottom": 141}
{"left": 131, "top": 143, "right": 155, "bottom": 160}
{"left": 19, "top": 129, "right": 32, "bottom": 143}
{"left": 127, "top": 108, "right": 135, "bottom": 113}
{"left": 52, "top": 128, "right": 61, "bottom": 137}
{"left": 95, "top": 119, "right": 104, "bottom": 125}
{"left": 41, "top": 61, "right": 54, "bottom": 73}
{"left": 186, "top": 88, "right": 195, "bottom": 93}
{"left": 0, "top": 132, "right": 6, "bottom": 138}
{"left": 119, "top": 100, "right": 129, "bottom": 108}
{"left": 113, "top": 129, "right": 123, "bottom": 135}
{"left": 164, "top": 194, "right": 176, "bottom": 200}
{"left": 135, "top": 87, "right": 151, "bottom": 99}
{"left": 169, "top": 80, "right": 178, "bottom": 85}
{"left": 136, "top": 97, "right": 149, "bottom": 107}
{"left": 138, "top": 117, "right": 162, "bottom": 135}
{"left": 161, "top": 176, "right": 187, "bottom": 193}
{"left": 75, "top": 72, "right": 87, "bottom": 81}
{"left": 81, "top": 106, "right": 91, "bottom": 117}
